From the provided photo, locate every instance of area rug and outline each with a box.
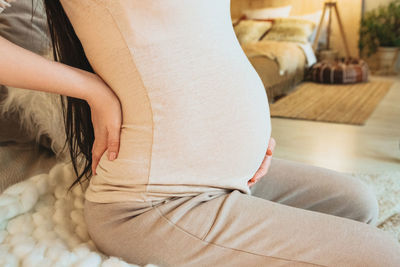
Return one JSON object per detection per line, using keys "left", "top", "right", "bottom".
{"left": 0, "top": 162, "right": 399, "bottom": 266}
{"left": 270, "top": 81, "right": 393, "bottom": 125}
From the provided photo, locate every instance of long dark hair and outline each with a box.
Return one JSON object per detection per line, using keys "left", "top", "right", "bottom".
{"left": 44, "top": 0, "right": 94, "bottom": 192}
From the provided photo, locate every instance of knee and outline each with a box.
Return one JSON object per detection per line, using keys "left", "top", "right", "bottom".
{"left": 340, "top": 177, "right": 379, "bottom": 225}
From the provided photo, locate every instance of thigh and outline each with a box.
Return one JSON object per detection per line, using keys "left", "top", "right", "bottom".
{"left": 84, "top": 190, "right": 400, "bottom": 267}
{"left": 250, "top": 158, "right": 379, "bottom": 224}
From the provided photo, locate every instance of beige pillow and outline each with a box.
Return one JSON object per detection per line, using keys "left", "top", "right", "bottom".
{"left": 243, "top": 5, "right": 292, "bottom": 20}
{"left": 234, "top": 19, "right": 272, "bottom": 45}
{"left": 261, "top": 18, "right": 316, "bottom": 44}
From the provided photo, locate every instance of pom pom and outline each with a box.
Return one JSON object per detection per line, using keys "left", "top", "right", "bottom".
{"left": 54, "top": 186, "right": 67, "bottom": 200}
{"left": 9, "top": 233, "right": 30, "bottom": 247}
{"left": 2, "top": 181, "right": 30, "bottom": 196}
{"left": 102, "top": 257, "right": 140, "bottom": 267}
{"left": 7, "top": 214, "right": 34, "bottom": 235}
{"left": 74, "top": 197, "right": 84, "bottom": 209}
{"left": 22, "top": 245, "right": 48, "bottom": 267}
{"left": 19, "top": 182, "right": 39, "bottom": 213}
{"left": 0, "top": 252, "right": 18, "bottom": 267}
{"left": 70, "top": 210, "right": 84, "bottom": 225}
{"left": 11, "top": 237, "right": 35, "bottom": 258}
{"left": 75, "top": 251, "right": 102, "bottom": 267}
{"left": 53, "top": 251, "right": 79, "bottom": 266}
{"left": 32, "top": 227, "right": 57, "bottom": 241}
{"left": 72, "top": 185, "right": 84, "bottom": 197}
{"left": 75, "top": 225, "right": 90, "bottom": 241}
{"left": 0, "top": 194, "right": 18, "bottom": 206}
{"left": 32, "top": 174, "right": 49, "bottom": 196}
{"left": 72, "top": 244, "right": 91, "bottom": 259}
{"left": 0, "top": 230, "right": 7, "bottom": 244}
{"left": 0, "top": 201, "right": 21, "bottom": 221}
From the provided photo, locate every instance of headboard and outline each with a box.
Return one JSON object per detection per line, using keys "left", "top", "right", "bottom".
{"left": 231, "top": 0, "right": 323, "bottom": 18}
{"left": 230, "top": 0, "right": 362, "bottom": 58}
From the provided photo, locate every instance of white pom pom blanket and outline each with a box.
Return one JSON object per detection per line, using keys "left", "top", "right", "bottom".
{"left": 0, "top": 162, "right": 160, "bottom": 267}
{"left": 0, "top": 161, "right": 399, "bottom": 266}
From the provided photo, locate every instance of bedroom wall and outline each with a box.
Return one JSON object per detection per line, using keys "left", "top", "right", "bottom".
{"left": 364, "top": 0, "right": 393, "bottom": 11}
{"left": 231, "top": 0, "right": 362, "bottom": 58}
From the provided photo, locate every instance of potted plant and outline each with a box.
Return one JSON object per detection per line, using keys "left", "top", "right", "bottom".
{"left": 359, "top": 0, "right": 400, "bottom": 74}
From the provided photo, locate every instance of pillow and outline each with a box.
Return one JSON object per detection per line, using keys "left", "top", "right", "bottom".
{"left": 291, "top": 10, "right": 323, "bottom": 25}
{"left": 242, "top": 5, "right": 292, "bottom": 20}
{"left": 290, "top": 10, "right": 326, "bottom": 42}
{"left": 232, "top": 15, "right": 246, "bottom": 27}
{"left": 261, "top": 18, "right": 316, "bottom": 44}
{"left": 234, "top": 19, "right": 273, "bottom": 45}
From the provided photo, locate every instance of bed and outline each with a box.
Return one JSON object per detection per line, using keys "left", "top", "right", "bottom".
{"left": 230, "top": 0, "right": 362, "bottom": 102}
{"left": 231, "top": 3, "right": 321, "bottom": 102}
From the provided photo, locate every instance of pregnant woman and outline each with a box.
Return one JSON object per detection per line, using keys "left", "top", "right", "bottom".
{"left": 1, "top": 0, "right": 400, "bottom": 266}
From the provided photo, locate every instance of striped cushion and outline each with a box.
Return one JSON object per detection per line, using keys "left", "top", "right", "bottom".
{"left": 309, "top": 59, "right": 369, "bottom": 84}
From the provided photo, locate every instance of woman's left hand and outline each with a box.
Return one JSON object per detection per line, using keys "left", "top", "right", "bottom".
{"left": 248, "top": 137, "right": 276, "bottom": 188}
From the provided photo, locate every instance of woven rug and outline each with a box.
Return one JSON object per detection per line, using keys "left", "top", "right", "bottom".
{"left": 270, "top": 81, "right": 393, "bottom": 125}
{"left": 0, "top": 162, "right": 399, "bottom": 266}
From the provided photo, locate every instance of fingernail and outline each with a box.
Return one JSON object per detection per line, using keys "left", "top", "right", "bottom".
{"left": 267, "top": 148, "right": 273, "bottom": 156}
{"left": 109, "top": 152, "right": 116, "bottom": 161}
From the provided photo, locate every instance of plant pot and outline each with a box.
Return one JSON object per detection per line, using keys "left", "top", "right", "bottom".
{"left": 377, "top": 46, "right": 399, "bottom": 74}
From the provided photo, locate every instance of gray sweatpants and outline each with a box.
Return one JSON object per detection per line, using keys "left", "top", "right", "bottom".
{"left": 84, "top": 158, "right": 400, "bottom": 266}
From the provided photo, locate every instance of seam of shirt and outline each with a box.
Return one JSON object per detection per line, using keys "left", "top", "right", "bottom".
{"left": 92, "top": 1, "right": 155, "bottom": 194}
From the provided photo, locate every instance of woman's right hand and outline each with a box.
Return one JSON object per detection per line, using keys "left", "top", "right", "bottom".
{"left": 248, "top": 137, "right": 276, "bottom": 188}
{"left": 0, "top": 0, "right": 16, "bottom": 12}
{"left": 86, "top": 74, "right": 122, "bottom": 175}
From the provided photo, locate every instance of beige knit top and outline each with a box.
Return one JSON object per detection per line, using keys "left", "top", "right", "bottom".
{"left": 59, "top": 0, "right": 271, "bottom": 203}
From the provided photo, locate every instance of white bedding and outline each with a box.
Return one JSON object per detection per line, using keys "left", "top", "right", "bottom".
{"left": 296, "top": 42, "right": 317, "bottom": 67}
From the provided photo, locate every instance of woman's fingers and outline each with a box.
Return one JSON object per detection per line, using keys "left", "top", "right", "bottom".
{"left": 107, "top": 125, "right": 121, "bottom": 161}
{"left": 0, "top": 0, "right": 11, "bottom": 8}
{"left": 250, "top": 153, "right": 271, "bottom": 182}
{"left": 91, "top": 132, "right": 108, "bottom": 175}
{"left": 90, "top": 125, "right": 121, "bottom": 175}
{"left": 248, "top": 137, "right": 277, "bottom": 187}
{"left": 269, "top": 137, "right": 276, "bottom": 152}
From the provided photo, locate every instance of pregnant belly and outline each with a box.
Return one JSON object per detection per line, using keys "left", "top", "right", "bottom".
{"left": 95, "top": 65, "right": 271, "bottom": 191}
{"left": 95, "top": 31, "right": 271, "bottom": 190}
{"left": 143, "top": 55, "right": 271, "bottom": 188}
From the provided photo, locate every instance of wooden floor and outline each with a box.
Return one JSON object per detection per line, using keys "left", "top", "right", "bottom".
{"left": 271, "top": 75, "right": 400, "bottom": 174}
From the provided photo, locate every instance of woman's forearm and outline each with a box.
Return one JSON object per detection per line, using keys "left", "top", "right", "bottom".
{"left": 0, "top": 35, "right": 100, "bottom": 102}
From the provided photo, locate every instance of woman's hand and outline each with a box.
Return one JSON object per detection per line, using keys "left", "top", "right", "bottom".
{"left": 0, "top": 35, "right": 121, "bottom": 175}
{"left": 0, "top": 0, "right": 16, "bottom": 12}
{"left": 86, "top": 74, "right": 122, "bottom": 175}
{"left": 248, "top": 137, "right": 276, "bottom": 188}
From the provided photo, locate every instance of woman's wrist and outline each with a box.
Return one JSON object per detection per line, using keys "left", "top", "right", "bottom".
{"left": 82, "top": 72, "right": 117, "bottom": 108}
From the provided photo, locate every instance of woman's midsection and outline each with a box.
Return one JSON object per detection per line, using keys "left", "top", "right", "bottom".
{"left": 63, "top": 0, "right": 271, "bottom": 198}
{"left": 93, "top": 43, "right": 272, "bottom": 194}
